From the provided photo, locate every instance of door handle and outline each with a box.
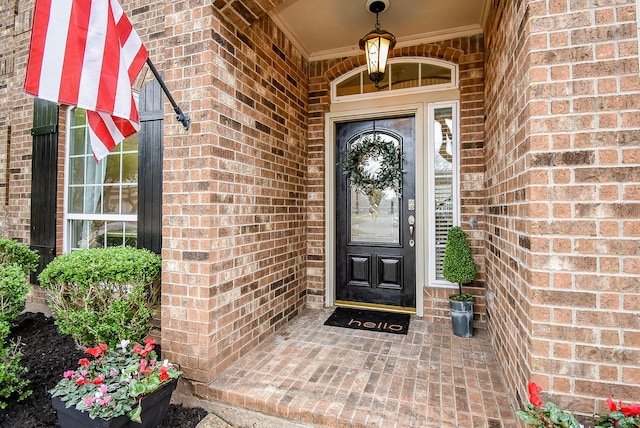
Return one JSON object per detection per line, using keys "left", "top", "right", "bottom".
{"left": 408, "top": 215, "right": 415, "bottom": 247}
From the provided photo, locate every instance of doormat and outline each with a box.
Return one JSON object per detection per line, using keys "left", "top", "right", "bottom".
{"left": 324, "top": 307, "right": 410, "bottom": 335}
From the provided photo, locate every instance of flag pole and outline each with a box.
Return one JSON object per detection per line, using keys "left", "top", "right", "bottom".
{"left": 146, "top": 58, "right": 191, "bottom": 130}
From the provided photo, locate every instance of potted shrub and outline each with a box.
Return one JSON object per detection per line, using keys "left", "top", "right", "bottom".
{"left": 50, "top": 338, "right": 181, "bottom": 427}
{"left": 442, "top": 226, "right": 477, "bottom": 337}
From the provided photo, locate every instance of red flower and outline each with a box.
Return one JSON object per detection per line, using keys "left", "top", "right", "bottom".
{"left": 143, "top": 337, "right": 156, "bottom": 346}
{"left": 621, "top": 402, "right": 640, "bottom": 418}
{"left": 78, "top": 358, "right": 91, "bottom": 367}
{"left": 529, "top": 392, "right": 543, "bottom": 407}
{"left": 527, "top": 382, "right": 543, "bottom": 407}
{"left": 607, "top": 398, "right": 617, "bottom": 412}
{"left": 159, "top": 366, "right": 169, "bottom": 382}
{"left": 93, "top": 375, "right": 105, "bottom": 385}
{"left": 75, "top": 377, "right": 89, "bottom": 386}
{"left": 86, "top": 344, "right": 107, "bottom": 358}
{"left": 528, "top": 382, "right": 543, "bottom": 395}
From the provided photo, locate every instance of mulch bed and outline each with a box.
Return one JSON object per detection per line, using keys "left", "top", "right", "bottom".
{"left": 0, "top": 312, "right": 208, "bottom": 428}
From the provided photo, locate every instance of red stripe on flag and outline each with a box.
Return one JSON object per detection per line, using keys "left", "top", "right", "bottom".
{"left": 115, "top": 11, "right": 147, "bottom": 82}
{"left": 128, "top": 97, "right": 139, "bottom": 123}
{"left": 58, "top": 1, "right": 91, "bottom": 105}
{"left": 23, "top": 0, "right": 52, "bottom": 96}
{"left": 94, "top": 3, "right": 120, "bottom": 114}
{"left": 87, "top": 111, "right": 117, "bottom": 153}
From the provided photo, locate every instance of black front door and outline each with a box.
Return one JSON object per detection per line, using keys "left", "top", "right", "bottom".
{"left": 335, "top": 116, "right": 416, "bottom": 310}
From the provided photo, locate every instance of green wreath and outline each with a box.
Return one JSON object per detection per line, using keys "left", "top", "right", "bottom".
{"left": 338, "top": 134, "right": 404, "bottom": 197}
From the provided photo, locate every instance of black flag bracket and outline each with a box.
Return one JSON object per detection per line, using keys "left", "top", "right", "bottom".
{"left": 146, "top": 58, "right": 191, "bottom": 130}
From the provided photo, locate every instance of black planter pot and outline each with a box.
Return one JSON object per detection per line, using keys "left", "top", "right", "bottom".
{"left": 51, "top": 379, "right": 177, "bottom": 428}
{"left": 449, "top": 299, "right": 474, "bottom": 337}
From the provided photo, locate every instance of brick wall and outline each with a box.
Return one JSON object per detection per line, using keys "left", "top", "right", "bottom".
{"left": 159, "top": 3, "right": 309, "bottom": 384}
{"left": 484, "top": 0, "right": 640, "bottom": 416}
{"left": 0, "top": 0, "right": 37, "bottom": 244}
{"left": 2, "top": 0, "right": 309, "bottom": 385}
{"left": 307, "top": 37, "right": 487, "bottom": 324}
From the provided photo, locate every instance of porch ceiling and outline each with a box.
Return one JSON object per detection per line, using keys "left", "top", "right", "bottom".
{"left": 270, "top": 0, "right": 489, "bottom": 61}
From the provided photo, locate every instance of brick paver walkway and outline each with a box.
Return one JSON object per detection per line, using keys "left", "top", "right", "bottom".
{"left": 205, "top": 309, "right": 518, "bottom": 427}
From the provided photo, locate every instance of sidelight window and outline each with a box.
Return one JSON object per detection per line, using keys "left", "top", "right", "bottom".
{"left": 429, "top": 103, "right": 458, "bottom": 284}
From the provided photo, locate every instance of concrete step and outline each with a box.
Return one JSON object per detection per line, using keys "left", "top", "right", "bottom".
{"left": 172, "top": 380, "right": 316, "bottom": 428}
{"left": 194, "top": 401, "right": 317, "bottom": 428}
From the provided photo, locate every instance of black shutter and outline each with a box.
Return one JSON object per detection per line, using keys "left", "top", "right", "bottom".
{"left": 137, "top": 79, "right": 164, "bottom": 255}
{"left": 30, "top": 98, "right": 59, "bottom": 284}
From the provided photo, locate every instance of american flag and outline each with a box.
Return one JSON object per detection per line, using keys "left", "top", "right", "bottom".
{"left": 24, "top": 0, "right": 148, "bottom": 161}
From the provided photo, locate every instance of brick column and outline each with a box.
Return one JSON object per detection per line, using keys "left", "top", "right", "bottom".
{"left": 484, "top": 0, "right": 640, "bottom": 414}
{"left": 160, "top": 1, "right": 221, "bottom": 382}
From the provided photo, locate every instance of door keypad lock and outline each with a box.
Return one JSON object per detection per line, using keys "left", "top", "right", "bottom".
{"left": 408, "top": 215, "right": 415, "bottom": 247}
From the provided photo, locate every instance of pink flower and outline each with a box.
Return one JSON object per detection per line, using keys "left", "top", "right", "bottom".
{"left": 83, "top": 396, "right": 96, "bottom": 406}
{"left": 63, "top": 370, "right": 75, "bottom": 379}
{"left": 99, "top": 385, "right": 108, "bottom": 394}
{"left": 99, "top": 396, "right": 111, "bottom": 406}
{"left": 139, "top": 359, "right": 153, "bottom": 374}
{"left": 133, "top": 339, "right": 155, "bottom": 357}
{"left": 109, "top": 369, "right": 117, "bottom": 377}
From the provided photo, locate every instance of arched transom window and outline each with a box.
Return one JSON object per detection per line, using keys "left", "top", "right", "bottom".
{"left": 332, "top": 58, "right": 458, "bottom": 102}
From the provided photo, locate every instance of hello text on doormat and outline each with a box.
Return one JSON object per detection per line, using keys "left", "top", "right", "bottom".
{"left": 324, "top": 307, "right": 410, "bottom": 335}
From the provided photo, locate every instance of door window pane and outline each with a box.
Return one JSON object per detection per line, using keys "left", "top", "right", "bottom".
{"left": 348, "top": 133, "right": 401, "bottom": 244}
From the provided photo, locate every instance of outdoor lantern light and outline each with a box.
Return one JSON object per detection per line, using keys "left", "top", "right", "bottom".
{"left": 359, "top": 0, "right": 396, "bottom": 88}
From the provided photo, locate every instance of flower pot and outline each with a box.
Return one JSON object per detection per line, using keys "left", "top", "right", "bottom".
{"left": 449, "top": 299, "right": 474, "bottom": 337}
{"left": 51, "top": 378, "right": 177, "bottom": 428}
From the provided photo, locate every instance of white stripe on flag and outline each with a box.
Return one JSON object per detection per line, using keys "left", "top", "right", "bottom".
{"left": 112, "top": 53, "right": 132, "bottom": 119}
{"left": 38, "top": 1, "right": 72, "bottom": 102}
{"left": 87, "top": 122, "right": 111, "bottom": 161}
{"left": 77, "top": 0, "right": 109, "bottom": 111}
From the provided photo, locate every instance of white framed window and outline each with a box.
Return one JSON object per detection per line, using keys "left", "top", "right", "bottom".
{"left": 427, "top": 102, "right": 459, "bottom": 285}
{"left": 64, "top": 108, "right": 139, "bottom": 252}
{"left": 332, "top": 57, "right": 458, "bottom": 103}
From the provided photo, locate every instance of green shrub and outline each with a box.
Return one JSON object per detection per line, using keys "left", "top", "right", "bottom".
{"left": 442, "top": 226, "right": 477, "bottom": 296}
{"left": 38, "top": 246, "right": 162, "bottom": 348}
{"left": 0, "top": 263, "right": 32, "bottom": 324}
{"left": 0, "top": 321, "right": 31, "bottom": 409}
{"left": 0, "top": 239, "right": 39, "bottom": 275}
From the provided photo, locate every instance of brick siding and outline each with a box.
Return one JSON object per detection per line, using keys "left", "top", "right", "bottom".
{"left": 484, "top": 0, "right": 640, "bottom": 416}
{"left": 3, "top": 0, "right": 639, "bottom": 408}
